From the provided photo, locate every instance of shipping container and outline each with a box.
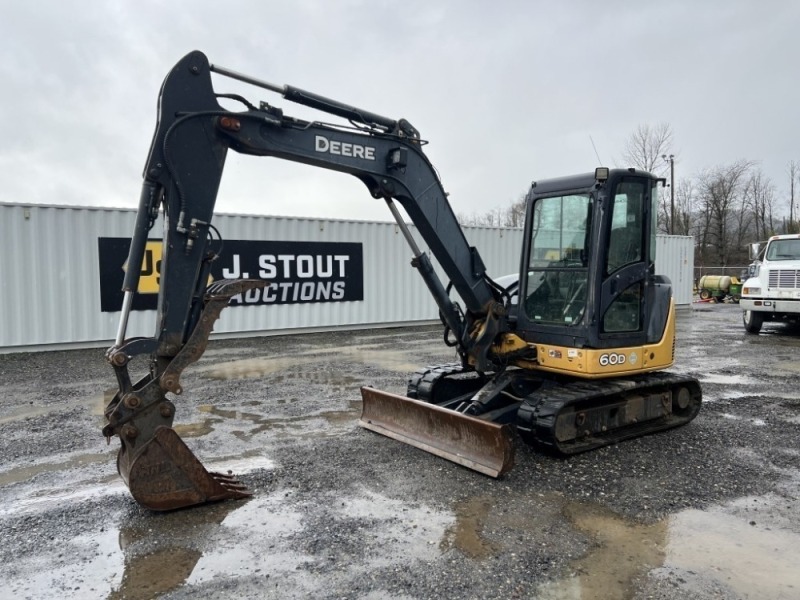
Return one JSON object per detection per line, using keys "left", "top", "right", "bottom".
{"left": 0, "top": 203, "right": 692, "bottom": 352}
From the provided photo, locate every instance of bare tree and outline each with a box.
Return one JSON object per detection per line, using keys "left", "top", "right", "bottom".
{"left": 620, "top": 123, "right": 675, "bottom": 232}
{"left": 788, "top": 160, "right": 799, "bottom": 233}
{"left": 620, "top": 123, "right": 674, "bottom": 174}
{"left": 457, "top": 194, "right": 527, "bottom": 228}
{"left": 457, "top": 208, "right": 502, "bottom": 227}
{"left": 673, "top": 178, "right": 694, "bottom": 236}
{"left": 744, "top": 170, "right": 776, "bottom": 241}
{"left": 694, "top": 160, "right": 755, "bottom": 266}
{"left": 502, "top": 194, "right": 527, "bottom": 228}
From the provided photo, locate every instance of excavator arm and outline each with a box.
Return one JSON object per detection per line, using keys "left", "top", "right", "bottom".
{"left": 104, "top": 51, "right": 515, "bottom": 510}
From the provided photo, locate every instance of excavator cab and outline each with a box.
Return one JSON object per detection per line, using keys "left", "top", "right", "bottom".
{"left": 517, "top": 168, "right": 668, "bottom": 357}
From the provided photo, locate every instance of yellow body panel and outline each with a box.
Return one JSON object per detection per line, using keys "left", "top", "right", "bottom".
{"left": 513, "top": 300, "right": 676, "bottom": 379}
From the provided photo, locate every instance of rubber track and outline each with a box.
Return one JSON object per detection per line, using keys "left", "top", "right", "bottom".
{"left": 516, "top": 371, "right": 702, "bottom": 455}
{"left": 407, "top": 363, "right": 472, "bottom": 401}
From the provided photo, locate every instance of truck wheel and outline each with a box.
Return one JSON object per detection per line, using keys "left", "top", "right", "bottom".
{"left": 743, "top": 310, "right": 763, "bottom": 334}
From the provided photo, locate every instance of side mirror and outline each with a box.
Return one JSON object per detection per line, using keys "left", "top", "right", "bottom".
{"left": 748, "top": 242, "right": 761, "bottom": 261}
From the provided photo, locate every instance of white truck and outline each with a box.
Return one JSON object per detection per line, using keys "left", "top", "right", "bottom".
{"left": 740, "top": 233, "right": 800, "bottom": 333}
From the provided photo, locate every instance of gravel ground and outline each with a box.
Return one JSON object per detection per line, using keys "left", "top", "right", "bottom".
{"left": 0, "top": 303, "right": 799, "bottom": 599}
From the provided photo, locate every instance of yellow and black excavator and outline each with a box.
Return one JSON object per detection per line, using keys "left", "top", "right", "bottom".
{"left": 104, "top": 51, "right": 701, "bottom": 511}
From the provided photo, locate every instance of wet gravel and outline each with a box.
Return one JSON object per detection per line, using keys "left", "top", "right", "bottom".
{"left": 0, "top": 304, "right": 799, "bottom": 599}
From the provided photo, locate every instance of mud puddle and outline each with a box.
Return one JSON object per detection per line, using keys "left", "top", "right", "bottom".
{"left": 0, "top": 387, "right": 112, "bottom": 424}
{"left": 306, "top": 344, "right": 429, "bottom": 372}
{"left": 660, "top": 506, "right": 800, "bottom": 599}
{"left": 536, "top": 499, "right": 667, "bottom": 599}
{"left": 440, "top": 490, "right": 800, "bottom": 600}
{"left": 536, "top": 495, "right": 800, "bottom": 599}
{"left": 0, "top": 454, "right": 276, "bottom": 519}
{"left": 197, "top": 343, "right": 440, "bottom": 379}
{"left": 3, "top": 488, "right": 453, "bottom": 600}
{"left": 0, "top": 452, "right": 110, "bottom": 487}
{"left": 696, "top": 373, "right": 758, "bottom": 386}
{"left": 175, "top": 399, "right": 362, "bottom": 443}
{"left": 4, "top": 470, "right": 798, "bottom": 600}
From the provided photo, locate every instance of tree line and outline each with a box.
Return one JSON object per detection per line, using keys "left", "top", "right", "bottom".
{"left": 458, "top": 123, "right": 799, "bottom": 270}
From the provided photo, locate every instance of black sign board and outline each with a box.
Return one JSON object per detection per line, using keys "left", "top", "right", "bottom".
{"left": 98, "top": 238, "right": 364, "bottom": 312}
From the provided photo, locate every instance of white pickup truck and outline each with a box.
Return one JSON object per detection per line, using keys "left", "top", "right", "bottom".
{"left": 740, "top": 233, "right": 800, "bottom": 333}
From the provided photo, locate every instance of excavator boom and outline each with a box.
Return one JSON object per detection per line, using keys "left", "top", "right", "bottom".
{"left": 105, "top": 51, "right": 513, "bottom": 510}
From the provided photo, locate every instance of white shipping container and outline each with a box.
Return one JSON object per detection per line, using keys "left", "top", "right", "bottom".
{"left": 0, "top": 203, "right": 692, "bottom": 352}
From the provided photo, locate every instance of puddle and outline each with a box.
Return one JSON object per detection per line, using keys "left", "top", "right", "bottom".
{"left": 202, "top": 346, "right": 259, "bottom": 359}
{"left": 440, "top": 496, "right": 498, "bottom": 559}
{"left": 266, "top": 371, "right": 362, "bottom": 390}
{"left": 198, "top": 355, "right": 367, "bottom": 389}
{"left": 720, "top": 413, "right": 767, "bottom": 426}
{"left": 0, "top": 388, "right": 113, "bottom": 425}
{"left": 0, "top": 452, "right": 110, "bottom": 487}
{"left": 700, "top": 389, "right": 763, "bottom": 403}
{"left": 662, "top": 507, "right": 800, "bottom": 598}
{"left": 191, "top": 399, "right": 362, "bottom": 442}
{"left": 537, "top": 500, "right": 667, "bottom": 600}
{"left": 0, "top": 454, "right": 274, "bottom": 518}
{"left": 109, "top": 498, "right": 293, "bottom": 599}
{"left": 771, "top": 360, "right": 800, "bottom": 374}
{"left": 697, "top": 373, "right": 758, "bottom": 385}
{"left": 0, "top": 480, "right": 125, "bottom": 518}
{"left": 3, "top": 487, "right": 452, "bottom": 599}
{"left": 0, "top": 403, "right": 62, "bottom": 425}
{"left": 309, "top": 344, "right": 438, "bottom": 373}
{"left": 109, "top": 545, "right": 203, "bottom": 600}
{"left": 336, "top": 489, "right": 453, "bottom": 568}
{"left": 197, "top": 356, "right": 319, "bottom": 380}
{"left": 537, "top": 494, "right": 800, "bottom": 600}
{"left": 199, "top": 344, "right": 429, "bottom": 381}
{"left": 9, "top": 476, "right": 797, "bottom": 600}
{"left": 174, "top": 418, "right": 220, "bottom": 438}
{"left": 3, "top": 526, "right": 125, "bottom": 599}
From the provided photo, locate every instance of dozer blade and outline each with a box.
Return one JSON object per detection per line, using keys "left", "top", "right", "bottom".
{"left": 359, "top": 387, "right": 514, "bottom": 478}
{"left": 120, "top": 426, "right": 251, "bottom": 511}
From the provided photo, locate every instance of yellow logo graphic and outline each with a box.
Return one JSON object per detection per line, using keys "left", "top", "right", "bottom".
{"left": 139, "top": 242, "right": 163, "bottom": 293}
{"left": 120, "top": 241, "right": 162, "bottom": 294}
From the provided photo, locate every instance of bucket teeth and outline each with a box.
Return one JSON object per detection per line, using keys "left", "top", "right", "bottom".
{"left": 210, "top": 472, "right": 251, "bottom": 492}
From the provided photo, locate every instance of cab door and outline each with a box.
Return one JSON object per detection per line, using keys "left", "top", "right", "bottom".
{"left": 597, "top": 176, "right": 655, "bottom": 344}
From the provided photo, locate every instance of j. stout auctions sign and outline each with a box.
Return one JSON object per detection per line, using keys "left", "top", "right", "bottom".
{"left": 98, "top": 238, "right": 363, "bottom": 312}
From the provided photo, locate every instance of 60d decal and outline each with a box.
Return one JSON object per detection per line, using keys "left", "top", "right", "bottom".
{"left": 599, "top": 353, "right": 627, "bottom": 367}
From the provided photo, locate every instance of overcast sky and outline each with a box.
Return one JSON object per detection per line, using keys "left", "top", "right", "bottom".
{"left": 2, "top": 0, "right": 798, "bottom": 223}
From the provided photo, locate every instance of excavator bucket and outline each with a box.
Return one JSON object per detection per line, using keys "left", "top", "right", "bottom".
{"left": 118, "top": 427, "right": 251, "bottom": 512}
{"left": 359, "top": 387, "right": 515, "bottom": 477}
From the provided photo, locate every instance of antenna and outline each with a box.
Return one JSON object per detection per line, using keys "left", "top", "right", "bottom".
{"left": 589, "top": 135, "right": 604, "bottom": 165}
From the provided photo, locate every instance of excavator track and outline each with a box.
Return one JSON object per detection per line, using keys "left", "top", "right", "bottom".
{"left": 407, "top": 363, "right": 487, "bottom": 406}
{"left": 408, "top": 364, "right": 702, "bottom": 456}
{"left": 516, "top": 371, "right": 702, "bottom": 455}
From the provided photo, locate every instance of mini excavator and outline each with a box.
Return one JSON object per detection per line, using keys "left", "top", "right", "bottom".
{"left": 104, "top": 51, "right": 701, "bottom": 510}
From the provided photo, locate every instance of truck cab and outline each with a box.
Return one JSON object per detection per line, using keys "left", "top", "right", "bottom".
{"left": 740, "top": 234, "right": 800, "bottom": 333}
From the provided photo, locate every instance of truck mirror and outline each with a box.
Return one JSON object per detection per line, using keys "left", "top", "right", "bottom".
{"left": 748, "top": 243, "right": 761, "bottom": 260}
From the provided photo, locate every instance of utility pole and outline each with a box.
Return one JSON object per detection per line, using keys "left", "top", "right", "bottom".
{"left": 662, "top": 154, "right": 675, "bottom": 234}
